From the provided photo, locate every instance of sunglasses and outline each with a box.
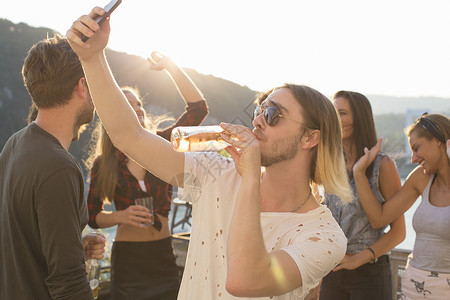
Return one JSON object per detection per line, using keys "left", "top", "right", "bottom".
{"left": 253, "top": 105, "right": 303, "bottom": 127}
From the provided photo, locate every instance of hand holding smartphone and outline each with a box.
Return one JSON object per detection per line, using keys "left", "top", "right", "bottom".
{"left": 81, "top": 0, "right": 122, "bottom": 42}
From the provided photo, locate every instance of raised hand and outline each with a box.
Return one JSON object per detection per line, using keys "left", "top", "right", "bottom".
{"left": 147, "top": 51, "right": 174, "bottom": 71}
{"left": 83, "top": 232, "right": 106, "bottom": 260}
{"left": 220, "top": 123, "right": 261, "bottom": 177}
{"left": 353, "top": 138, "right": 382, "bottom": 177}
{"left": 66, "top": 7, "right": 110, "bottom": 61}
{"left": 118, "top": 204, "right": 153, "bottom": 228}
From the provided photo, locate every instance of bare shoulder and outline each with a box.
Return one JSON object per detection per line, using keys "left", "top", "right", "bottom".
{"left": 380, "top": 154, "right": 395, "bottom": 163}
{"left": 379, "top": 155, "right": 400, "bottom": 180}
{"left": 404, "top": 165, "right": 431, "bottom": 194}
{"left": 379, "top": 155, "right": 398, "bottom": 171}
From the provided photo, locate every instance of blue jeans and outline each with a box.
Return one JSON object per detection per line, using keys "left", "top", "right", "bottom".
{"left": 319, "top": 255, "right": 392, "bottom": 300}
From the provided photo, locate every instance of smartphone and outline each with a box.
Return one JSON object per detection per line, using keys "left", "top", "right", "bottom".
{"left": 81, "top": 0, "right": 122, "bottom": 42}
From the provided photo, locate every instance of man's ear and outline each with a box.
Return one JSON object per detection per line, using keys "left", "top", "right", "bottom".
{"left": 302, "top": 129, "right": 320, "bottom": 150}
{"left": 74, "top": 77, "right": 87, "bottom": 97}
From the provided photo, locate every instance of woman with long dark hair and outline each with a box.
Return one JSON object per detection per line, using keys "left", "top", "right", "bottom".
{"left": 86, "top": 52, "right": 208, "bottom": 299}
{"left": 320, "top": 91, "right": 406, "bottom": 300}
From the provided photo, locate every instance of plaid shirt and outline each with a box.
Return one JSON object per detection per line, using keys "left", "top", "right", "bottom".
{"left": 87, "top": 100, "right": 208, "bottom": 230}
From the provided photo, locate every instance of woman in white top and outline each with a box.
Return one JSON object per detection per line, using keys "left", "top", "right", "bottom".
{"left": 353, "top": 113, "right": 450, "bottom": 300}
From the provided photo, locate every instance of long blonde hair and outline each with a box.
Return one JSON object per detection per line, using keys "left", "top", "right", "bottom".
{"left": 86, "top": 87, "right": 173, "bottom": 203}
{"left": 274, "top": 84, "right": 352, "bottom": 203}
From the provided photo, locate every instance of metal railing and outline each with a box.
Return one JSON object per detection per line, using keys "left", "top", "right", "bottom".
{"left": 390, "top": 248, "right": 411, "bottom": 300}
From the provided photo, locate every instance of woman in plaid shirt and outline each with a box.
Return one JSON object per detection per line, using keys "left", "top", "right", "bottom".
{"left": 86, "top": 52, "right": 208, "bottom": 300}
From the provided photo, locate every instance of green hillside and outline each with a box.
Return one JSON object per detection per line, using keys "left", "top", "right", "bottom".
{"left": 0, "top": 19, "right": 257, "bottom": 175}
{"left": 1, "top": 18, "right": 446, "bottom": 178}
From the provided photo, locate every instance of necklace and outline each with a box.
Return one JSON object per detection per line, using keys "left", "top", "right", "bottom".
{"left": 433, "top": 175, "right": 449, "bottom": 192}
{"left": 290, "top": 189, "right": 312, "bottom": 213}
{"left": 439, "top": 184, "right": 448, "bottom": 192}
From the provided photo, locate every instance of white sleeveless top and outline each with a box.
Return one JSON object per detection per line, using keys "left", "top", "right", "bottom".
{"left": 410, "top": 174, "right": 450, "bottom": 273}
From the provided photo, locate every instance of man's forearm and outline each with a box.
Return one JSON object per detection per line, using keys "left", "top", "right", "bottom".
{"left": 82, "top": 52, "right": 142, "bottom": 150}
{"left": 81, "top": 51, "right": 186, "bottom": 186}
{"left": 226, "top": 175, "right": 270, "bottom": 290}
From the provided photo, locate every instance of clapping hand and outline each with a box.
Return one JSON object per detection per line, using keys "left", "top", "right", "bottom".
{"left": 353, "top": 138, "right": 382, "bottom": 177}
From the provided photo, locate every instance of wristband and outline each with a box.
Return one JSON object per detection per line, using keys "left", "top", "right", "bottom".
{"left": 367, "top": 247, "right": 378, "bottom": 263}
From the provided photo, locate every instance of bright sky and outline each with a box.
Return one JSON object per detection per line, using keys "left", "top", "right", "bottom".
{"left": 3, "top": 0, "right": 450, "bottom": 98}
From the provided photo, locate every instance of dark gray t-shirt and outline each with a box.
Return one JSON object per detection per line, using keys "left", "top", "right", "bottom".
{"left": 0, "top": 123, "right": 93, "bottom": 299}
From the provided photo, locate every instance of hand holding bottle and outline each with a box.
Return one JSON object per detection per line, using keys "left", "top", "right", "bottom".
{"left": 82, "top": 230, "right": 106, "bottom": 260}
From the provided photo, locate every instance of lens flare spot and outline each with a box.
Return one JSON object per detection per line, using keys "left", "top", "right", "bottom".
{"left": 270, "top": 256, "right": 289, "bottom": 291}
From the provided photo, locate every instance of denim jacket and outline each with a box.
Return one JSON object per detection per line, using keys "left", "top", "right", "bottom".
{"left": 324, "top": 153, "right": 387, "bottom": 253}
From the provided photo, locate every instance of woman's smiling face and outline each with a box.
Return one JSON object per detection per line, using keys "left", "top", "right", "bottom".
{"left": 408, "top": 130, "right": 443, "bottom": 173}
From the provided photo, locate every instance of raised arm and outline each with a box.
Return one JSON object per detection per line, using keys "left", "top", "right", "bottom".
{"left": 368, "top": 155, "right": 406, "bottom": 253}
{"left": 353, "top": 139, "right": 421, "bottom": 228}
{"left": 150, "top": 51, "right": 209, "bottom": 140}
{"left": 148, "top": 51, "right": 205, "bottom": 104}
{"left": 66, "top": 8, "right": 185, "bottom": 186}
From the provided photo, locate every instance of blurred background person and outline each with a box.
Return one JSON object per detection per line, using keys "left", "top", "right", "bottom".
{"left": 86, "top": 52, "right": 208, "bottom": 300}
{"left": 320, "top": 91, "right": 406, "bottom": 300}
{"left": 354, "top": 113, "right": 450, "bottom": 300}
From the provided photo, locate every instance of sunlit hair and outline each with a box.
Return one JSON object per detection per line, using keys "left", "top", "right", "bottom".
{"left": 121, "top": 86, "right": 151, "bottom": 131}
{"left": 26, "top": 102, "right": 39, "bottom": 124}
{"left": 253, "top": 89, "right": 272, "bottom": 105}
{"left": 22, "top": 34, "right": 84, "bottom": 109}
{"left": 407, "top": 113, "right": 449, "bottom": 157}
{"left": 272, "top": 84, "right": 352, "bottom": 203}
{"left": 333, "top": 90, "right": 378, "bottom": 179}
{"left": 85, "top": 87, "right": 173, "bottom": 203}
